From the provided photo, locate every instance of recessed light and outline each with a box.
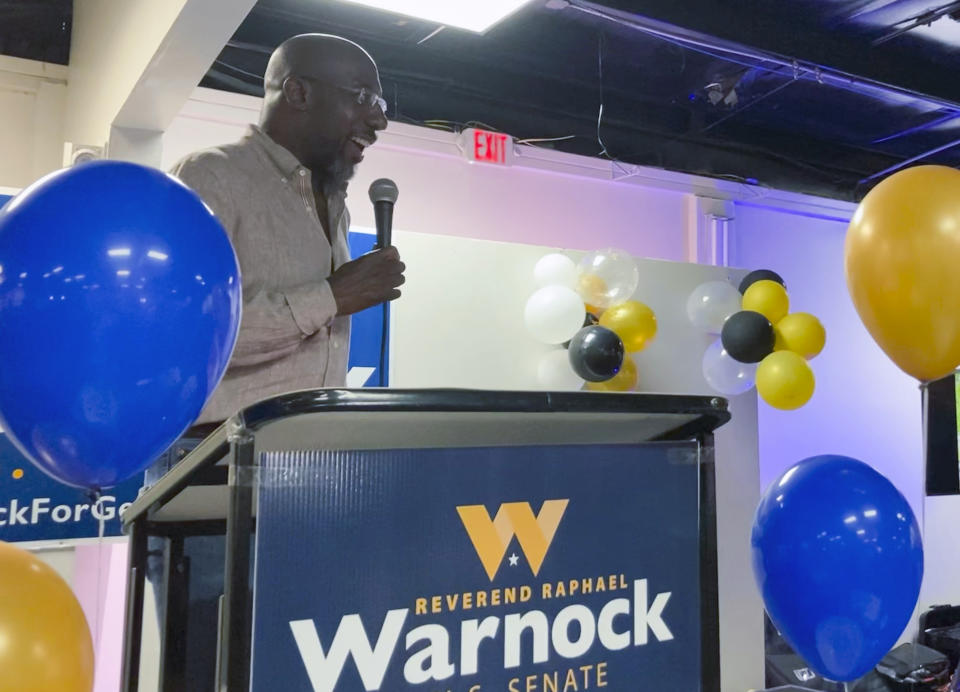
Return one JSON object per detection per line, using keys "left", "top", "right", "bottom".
{"left": 336, "top": 0, "right": 534, "bottom": 33}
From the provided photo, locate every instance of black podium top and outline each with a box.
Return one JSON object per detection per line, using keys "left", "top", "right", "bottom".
{"left": 121, "top": 389, "right": 728, "bottom": 528}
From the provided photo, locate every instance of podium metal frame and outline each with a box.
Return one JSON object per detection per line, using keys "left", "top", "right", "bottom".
{"left": 119, "top": 389, "right": 730, "bottom": 692}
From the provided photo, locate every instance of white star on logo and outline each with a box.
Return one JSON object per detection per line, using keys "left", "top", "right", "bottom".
{"left": 508, "top": 553, "right": 519, "bottom": 567}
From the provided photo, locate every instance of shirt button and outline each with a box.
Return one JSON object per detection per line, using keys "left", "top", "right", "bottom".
{"left": 298, "top": 169, "right": 307, "bottom": 177}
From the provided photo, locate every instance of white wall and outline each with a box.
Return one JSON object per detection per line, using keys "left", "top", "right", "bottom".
{"left": 33, "top": 545, "right": 76, "bottom": 584}
{"left": 0, "top": 56, "right": 66, "bottom": 188}
{"left": 919, "top": 497, "right": 960, "bottom": 614}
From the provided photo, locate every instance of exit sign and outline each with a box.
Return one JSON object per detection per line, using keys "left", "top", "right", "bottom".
{"left": 461, "top": 128, "right": 513, "bottom": 166}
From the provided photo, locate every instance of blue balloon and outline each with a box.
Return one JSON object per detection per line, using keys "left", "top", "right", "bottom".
{"left": 752, "top": 455, "right": 923, "bottom": 681}
{"left": 0, "top": 161, "right": 241, "bottom": 489}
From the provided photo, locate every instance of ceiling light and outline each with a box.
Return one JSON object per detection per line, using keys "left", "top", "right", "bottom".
{"left": 336, "top": 0, "right": 534, "bottom": 33}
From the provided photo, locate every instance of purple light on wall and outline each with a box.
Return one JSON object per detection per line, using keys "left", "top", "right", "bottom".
{"left": 730, "top": 201, "right": 924, "bottom": 518}
{"left": 74, "top": 542, "right": 128, "bottom": 692}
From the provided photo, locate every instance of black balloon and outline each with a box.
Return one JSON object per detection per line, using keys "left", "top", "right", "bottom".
{"left": 721, "top": 311, "right": 775, "bottom": 363}
{"left": 568, "top": 326, "right": 625, "bottom": 382}
{"left": 739, "top": 269, "right": 786, "bottom": 295}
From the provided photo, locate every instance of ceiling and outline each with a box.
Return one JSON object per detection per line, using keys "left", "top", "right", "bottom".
{"left": 4, "top": 0, "right": 960, "bottom": 201}
{"left": 0, "top": 0, "right": 71, "bottom": 64}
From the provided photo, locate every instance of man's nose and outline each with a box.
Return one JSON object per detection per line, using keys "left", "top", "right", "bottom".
{"left": 368, "top": 105, "right": 388, "bottom": 131}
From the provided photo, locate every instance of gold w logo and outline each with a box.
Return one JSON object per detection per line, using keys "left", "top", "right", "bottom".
{"left": 456, "top": 500, "right": 569, "bottom": 580}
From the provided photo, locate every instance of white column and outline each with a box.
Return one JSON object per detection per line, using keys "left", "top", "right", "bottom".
{"left": 685, "top": 194, "right": 734, "bottom": 266}
{"left": 686, "top": 193, "right": 766, "bottom": 691}
{"left": 66, "top": 0, "right": 259, "bottom": 167}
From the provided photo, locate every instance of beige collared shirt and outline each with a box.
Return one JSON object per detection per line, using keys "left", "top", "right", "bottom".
{"left": 171, "top": 125, "right": 351, "bottom": 424}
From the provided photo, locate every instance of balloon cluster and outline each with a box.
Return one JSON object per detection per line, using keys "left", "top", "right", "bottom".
{"left": 525, "top": 249, "right": 656, "bottom": 392}
{"left": 689, "top": 269, "right": 826, "bottom": 409}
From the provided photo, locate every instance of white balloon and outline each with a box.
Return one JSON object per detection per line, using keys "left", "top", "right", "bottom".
{"left": 534, "top": 253, "right": 578, "bottom": 289}
{"left": 702, "top": 339, "right": 757, "bottom": 396}
{"left": 537, "top": 349, "right": 585, "bottom": 390}
{"left": 687, "top": 280, "right": 741, "bottom": 333}
{"left": 524, "top": 286, "right": 586, "bottom": 344}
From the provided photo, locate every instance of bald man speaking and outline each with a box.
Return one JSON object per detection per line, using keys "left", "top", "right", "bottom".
{"left": 175, "top": 33, "right": 403, "bottom": 424}
{"left": 145, "top": 34, "right": 404, "bottom": 689}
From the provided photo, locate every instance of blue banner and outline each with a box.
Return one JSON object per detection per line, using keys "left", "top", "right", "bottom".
{"left": 0, "top": 434, "right": 142, "bottom": 542}
{"left": 251, "top": 443, "right": 702, "bottom": 691}
{"left": 346, "top": 230, "right": 388, "bottom": 387}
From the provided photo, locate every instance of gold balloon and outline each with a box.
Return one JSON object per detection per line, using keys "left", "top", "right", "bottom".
{"left": 587, "top": 356, "right": 638, "bottom": 392}
{"left": 0, "top": 541, "right": 94, "bottom": 692}
{"left": 846, "top": 165, "right": 960, "bottom": 381}
{"left": 773, "top": 326, "right": 786, "bottom": 352}
{"left": 756, "top": 351, "right": 815, "bottom": 410}
{"left": 774, "top": 313, "right": 826, "bottom": 360}
{"left": 742, "top": 280, "right": 789, "bottom": 324}
{"left": 598, "top": 301, "right": 657, "bottom": 352}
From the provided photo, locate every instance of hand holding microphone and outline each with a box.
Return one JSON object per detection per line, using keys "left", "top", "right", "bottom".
{"left": 329, "top": 178, "right": 404, "bottom": 316}
{"left": 329, "top": 246, "right": 404, "bottom": 315}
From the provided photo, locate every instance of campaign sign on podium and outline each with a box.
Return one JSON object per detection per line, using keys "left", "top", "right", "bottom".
{"left": 250, "top": 442, "right": 701, "bottom": 691}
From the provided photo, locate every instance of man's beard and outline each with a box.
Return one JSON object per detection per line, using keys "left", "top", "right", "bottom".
{"left": 326, "top": 153, "right": 357, "bottom": 188}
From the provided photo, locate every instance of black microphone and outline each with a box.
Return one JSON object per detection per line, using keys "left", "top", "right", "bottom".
{"left": 368, "top": 178, "right": 399, "bottom": 388}
{"left": 369, "top": 178, "right": 398, "bottom": 248}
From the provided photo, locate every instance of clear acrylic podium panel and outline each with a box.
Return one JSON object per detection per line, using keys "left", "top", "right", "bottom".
{"left": 119, "top": 389, "right": 728, "bottom": 692}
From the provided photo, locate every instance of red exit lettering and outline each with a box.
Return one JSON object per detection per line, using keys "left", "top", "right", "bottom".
{"left": 473, "top": 130, "right": 510, "bottom": 164}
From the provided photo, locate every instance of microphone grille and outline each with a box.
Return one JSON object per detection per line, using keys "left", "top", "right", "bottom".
{"left": 369, "top": 178, "right": 399, "bottom": 204}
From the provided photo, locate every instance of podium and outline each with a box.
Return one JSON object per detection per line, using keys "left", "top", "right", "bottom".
{"left": 120, "top": 389, "right": 729, "bottom": 692}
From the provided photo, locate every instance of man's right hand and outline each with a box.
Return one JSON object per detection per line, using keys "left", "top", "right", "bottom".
{"left": 329, "top": 247, "right": 406, "bottom": 316}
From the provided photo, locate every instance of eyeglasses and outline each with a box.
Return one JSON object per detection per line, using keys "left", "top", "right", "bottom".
{"left": 341, "top": 85, "right": 388, "bottom": 115}
{"left": 299, "top": 77, "right": 388, "bottom": 115}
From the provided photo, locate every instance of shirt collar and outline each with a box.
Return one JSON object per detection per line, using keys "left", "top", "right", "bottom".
{"left": 245, "top": 125, "right": 349, "bottom": 201}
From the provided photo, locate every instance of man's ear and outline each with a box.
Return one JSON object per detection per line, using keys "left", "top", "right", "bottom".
{"left": 282, "top": 76, "right": 309, "bottom": 111}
